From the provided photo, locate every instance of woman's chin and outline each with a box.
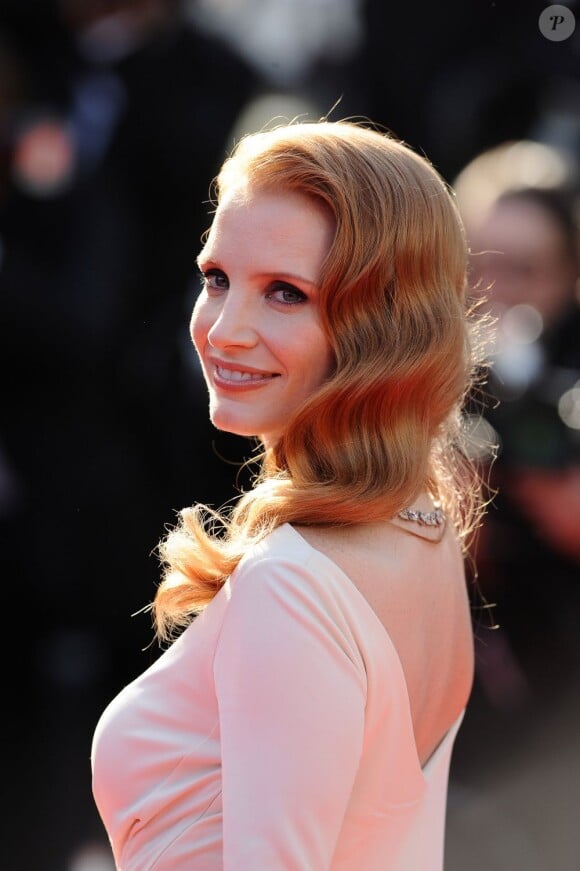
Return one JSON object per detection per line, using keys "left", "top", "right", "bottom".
{"left": 210, "top": 411, "right": 260, "bottom": 440}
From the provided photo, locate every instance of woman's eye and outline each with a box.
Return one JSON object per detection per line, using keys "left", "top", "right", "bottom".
{"left": 269, "top": 283, "right": 307, "bottom": 305}
{"left": 200, "top": 269, "right": 229, "bottom": 291}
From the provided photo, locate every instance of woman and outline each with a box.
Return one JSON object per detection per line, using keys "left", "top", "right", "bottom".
{"left": 92, "top": 120, "right": 484, "bottom": 870}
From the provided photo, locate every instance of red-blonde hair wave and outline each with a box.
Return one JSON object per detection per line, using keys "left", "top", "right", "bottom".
{"left": 154, "top": 120, "right": 486, "bottom": 641}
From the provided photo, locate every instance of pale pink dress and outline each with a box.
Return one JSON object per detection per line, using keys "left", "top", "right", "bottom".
{"left": 92, "top": 522, "right": 466, "bottom": 870}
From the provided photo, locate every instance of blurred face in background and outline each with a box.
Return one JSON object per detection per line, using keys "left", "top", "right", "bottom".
{"left": 468, "top": 196, "right": 578, "bottom": 330}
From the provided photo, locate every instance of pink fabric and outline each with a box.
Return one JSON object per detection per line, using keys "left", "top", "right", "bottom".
{"left": 92, "top": 523, "right": 465, "bottom": 869}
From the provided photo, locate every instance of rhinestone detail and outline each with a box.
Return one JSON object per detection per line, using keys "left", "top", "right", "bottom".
{"left": 398, "top": 507, "right": 445, "bottom": 526}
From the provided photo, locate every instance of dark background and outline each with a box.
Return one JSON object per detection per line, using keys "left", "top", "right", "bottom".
{"left": 0, "top": 1, "right": 579, "bottom": 868}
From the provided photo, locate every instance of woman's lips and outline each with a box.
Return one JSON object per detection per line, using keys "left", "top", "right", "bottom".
{"left": 212, "top": 363, "right": 280, "bottom": 390}
{"left": 215, "top": 365, "right": 276, "bottom": 382}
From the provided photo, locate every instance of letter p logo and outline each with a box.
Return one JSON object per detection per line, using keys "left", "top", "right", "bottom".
{"left": 539, "top": 4, "right": 576, "bottom": 40}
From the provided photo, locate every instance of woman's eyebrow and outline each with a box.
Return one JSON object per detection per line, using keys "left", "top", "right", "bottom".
{"left": 254, "top": 270, "right": 317, "bottom": 287}
{"left": 195, "top": 255, "right": 316, "bottom": 288}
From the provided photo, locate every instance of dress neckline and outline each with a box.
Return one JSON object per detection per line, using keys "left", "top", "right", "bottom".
{"left": 280, "top": 522, "right": 465, "bottom": 776}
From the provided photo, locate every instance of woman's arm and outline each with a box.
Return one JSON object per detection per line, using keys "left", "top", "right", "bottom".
{"left": 213, "top": 555, "right": 367, "bottom": 870}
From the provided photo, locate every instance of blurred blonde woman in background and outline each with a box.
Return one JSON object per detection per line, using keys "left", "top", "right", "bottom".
{"left": 92, "top": 120, "right": 486, "bottom": 870}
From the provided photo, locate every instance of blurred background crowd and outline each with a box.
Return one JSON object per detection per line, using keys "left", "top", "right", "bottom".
{"left": 0, "top": 1, "right": 579, "bottom": 868}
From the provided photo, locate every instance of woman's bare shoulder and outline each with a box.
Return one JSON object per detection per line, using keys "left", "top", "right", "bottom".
{"left": 294, "top": 494, "right": 453, "bottom": 567}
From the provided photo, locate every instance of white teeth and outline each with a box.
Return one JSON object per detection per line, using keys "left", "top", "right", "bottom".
{"left": 216, "top": 365, "right": 274, "bottom": 382}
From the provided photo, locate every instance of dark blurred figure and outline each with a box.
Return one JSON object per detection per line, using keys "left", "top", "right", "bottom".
{"left": 454, "top": 140, "right": 580, "bottom": 711}
{"left": 0, "top": 2, "right": 260, "bottom": 866}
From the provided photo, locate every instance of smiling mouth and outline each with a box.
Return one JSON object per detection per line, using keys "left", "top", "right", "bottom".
{"left": 215, "top": 365, "right": 279, "bottom": 382}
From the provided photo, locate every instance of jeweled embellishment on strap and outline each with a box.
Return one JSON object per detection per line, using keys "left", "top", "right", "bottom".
{"left": 398, "top": 507, "right": 445, "bottom": 526}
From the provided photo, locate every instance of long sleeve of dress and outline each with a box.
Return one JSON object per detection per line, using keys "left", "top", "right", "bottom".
{"left": 213, "top": 553, "right": 368, "bottom": 870}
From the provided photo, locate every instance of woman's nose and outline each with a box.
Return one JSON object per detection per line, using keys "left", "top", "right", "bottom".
{"left": 206, "top": 293, "right": 258, "bottom": 349}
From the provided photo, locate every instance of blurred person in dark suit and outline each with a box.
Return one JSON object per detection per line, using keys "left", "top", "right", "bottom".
{"left": 0, "top": 0, "right": 261, "bottom": 645}
{"left": 0, "top": 2, "right": 261, "bottom": 866}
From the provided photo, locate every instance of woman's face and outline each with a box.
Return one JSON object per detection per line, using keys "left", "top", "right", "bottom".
{"left": 192, "top": 186, "right": 335, "bottom": 447}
